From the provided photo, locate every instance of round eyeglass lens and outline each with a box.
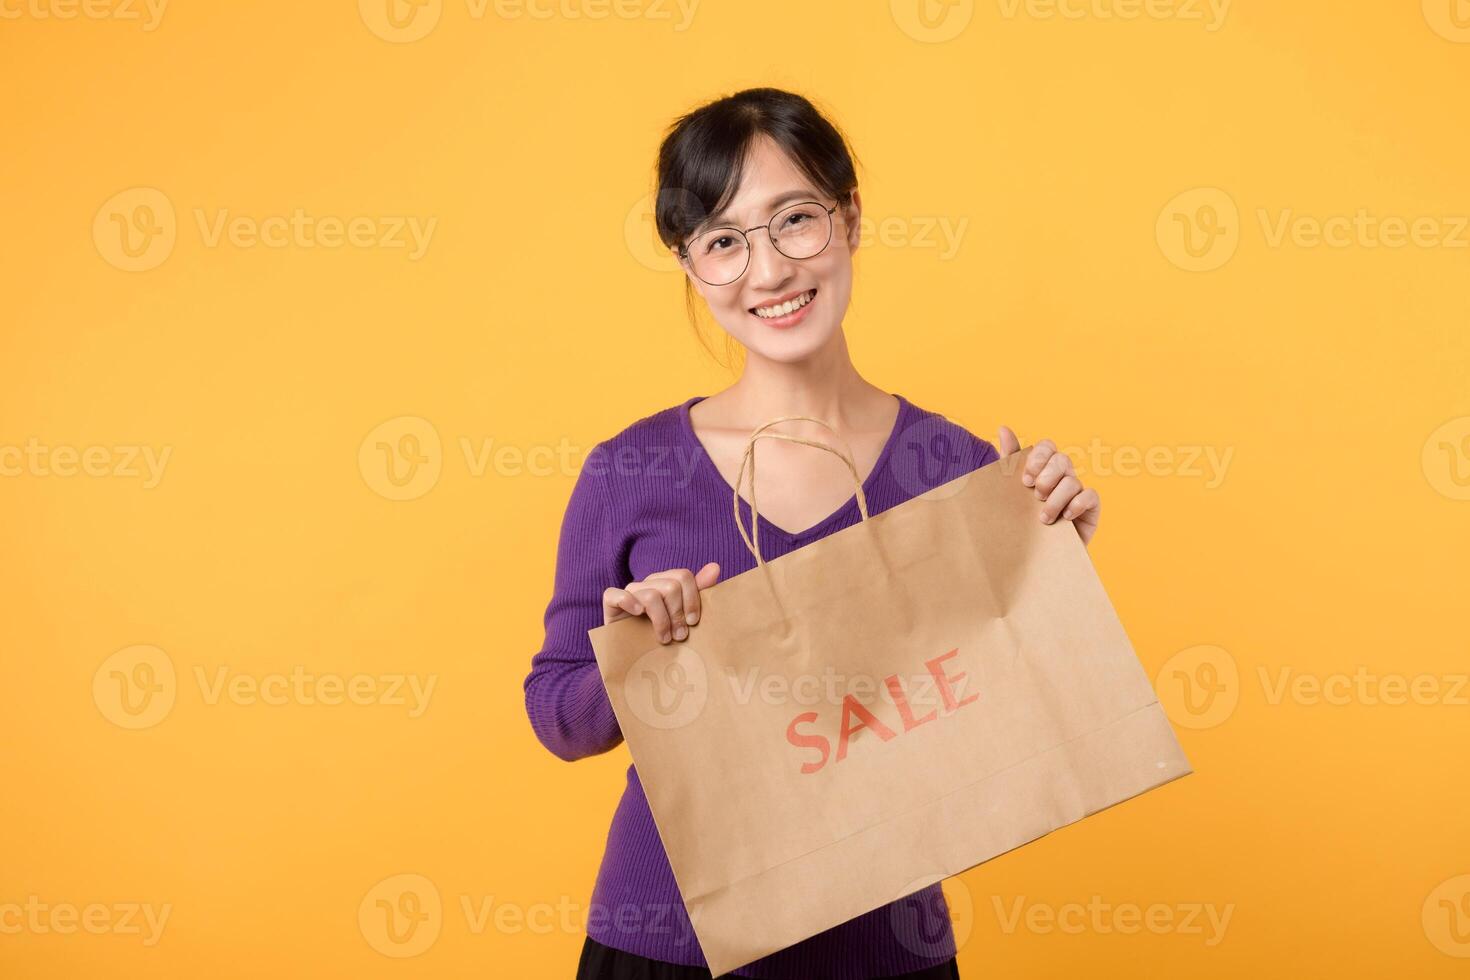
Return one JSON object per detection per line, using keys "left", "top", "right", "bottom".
{"left": 686, "top": 202, "right": 832, "bottom": 285}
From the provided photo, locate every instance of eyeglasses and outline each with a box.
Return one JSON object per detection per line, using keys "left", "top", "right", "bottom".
{"left": 676, "top": 200, "right": 840, "bottom": 286}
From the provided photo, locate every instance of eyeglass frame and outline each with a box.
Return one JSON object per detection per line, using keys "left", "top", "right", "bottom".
{"left": 675, "top": 200, "right": 842, "bottom": 286}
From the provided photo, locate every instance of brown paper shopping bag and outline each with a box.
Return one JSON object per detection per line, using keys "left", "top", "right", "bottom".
{"left": 588, "top": 415, "right": 1193, "bottom": 976}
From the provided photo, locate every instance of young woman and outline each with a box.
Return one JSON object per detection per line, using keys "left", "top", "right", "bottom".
{"left": 524, "top": 87, "right": 1100, "bottom": 980}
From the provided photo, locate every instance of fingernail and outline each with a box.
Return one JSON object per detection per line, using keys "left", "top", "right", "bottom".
{"left": 631, "top": 602, "right": 644, "bottom": 615}
{"left": 661, "top": 632, "right": 671, "bottom": 643}
{"left": 675, "top": 626, "right": 688, "bottom": 641}
{"left": 686, "top": 612, "right": 698, "bottom": 626}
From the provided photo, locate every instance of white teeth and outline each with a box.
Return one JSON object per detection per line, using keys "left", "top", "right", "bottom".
{"left": 753, "top": 288, "right": 815, "bottom": 318}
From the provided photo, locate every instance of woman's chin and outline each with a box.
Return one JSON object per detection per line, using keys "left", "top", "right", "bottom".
{"left": 744, "top": 327, "right": 835, "bottom": 362}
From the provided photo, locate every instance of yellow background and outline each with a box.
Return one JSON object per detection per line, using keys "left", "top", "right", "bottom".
{"left": 2, "top": 0, "right": 1468, "bottom": 976}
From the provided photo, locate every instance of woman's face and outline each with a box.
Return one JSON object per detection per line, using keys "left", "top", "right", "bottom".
{"left": 675, "top": 135, "right": 861, "bottom": 364}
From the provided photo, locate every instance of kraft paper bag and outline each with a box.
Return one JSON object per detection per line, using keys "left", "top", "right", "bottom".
{"left": 588, "top": 415, "right": 1193, "bottom": 976}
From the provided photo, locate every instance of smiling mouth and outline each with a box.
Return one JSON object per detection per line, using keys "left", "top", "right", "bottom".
{"left": 749, "top": 287, "right": 818, "bottom": 319}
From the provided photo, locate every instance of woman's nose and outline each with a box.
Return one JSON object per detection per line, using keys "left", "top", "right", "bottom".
{"left": 744, "top": 228, "right": 792, "bottom": 288}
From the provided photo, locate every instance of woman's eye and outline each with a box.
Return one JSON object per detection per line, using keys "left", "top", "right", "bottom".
{"left": 707, "top": 236, "right": 735, "bottom": 252}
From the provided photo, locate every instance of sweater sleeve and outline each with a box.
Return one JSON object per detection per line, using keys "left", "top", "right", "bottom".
{"left": 522, "top": 442, "right": 626, "bottom": 762}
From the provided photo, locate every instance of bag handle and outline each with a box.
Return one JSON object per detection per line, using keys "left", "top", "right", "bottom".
{"left": 733, "top": 415, "right": 871, "bottom": 567}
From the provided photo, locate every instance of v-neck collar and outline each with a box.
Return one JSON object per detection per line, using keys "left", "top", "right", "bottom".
{"left": 678, "top": 392, "right": 911, "bottom": 541}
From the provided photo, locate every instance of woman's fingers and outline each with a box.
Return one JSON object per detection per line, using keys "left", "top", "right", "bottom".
{"left": 653, "top": 567, "right": 701, "bottom": 628}
{"left": 630, "top": 583, "right": 676, "bottom": 643}
{"left": 1040, "top": 474, "right": 1082, "bottom": 523}
{"left": 1063, "top": 487, "right": 1100, "bottom": 523}
{"left": 1009, "top": 437, "right": 1098, "bottom": 540}
{"left": 1022, "top": 439, "right": 1056, "bottom": 487}
{"left": 1068, "top": 488, "right": 1102, "bottom": 546}
{"left": 643, "top": 573, "right": 690, "bottom": 640}
{"left": 1032, "top": 449, "right": 1073, "bottom": 499}
{"left": 682, "top": 562, "right": 721, "bottom": 624}
{"left": 601, "top": 587, "right": 646, "bottom": 624}
{"left": 606, "top": 564, "right": 723, "bottom": 644}
{"left": 641, "top": 573, "right": 696, "bottom": 642}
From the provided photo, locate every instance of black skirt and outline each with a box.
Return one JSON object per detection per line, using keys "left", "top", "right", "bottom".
{"left": 575, "top": 935, "right": 960, "bottom": 980}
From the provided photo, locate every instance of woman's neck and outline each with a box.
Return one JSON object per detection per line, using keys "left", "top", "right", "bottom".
{"left": 710, "top": 332, "right": 890, "bottom": 429}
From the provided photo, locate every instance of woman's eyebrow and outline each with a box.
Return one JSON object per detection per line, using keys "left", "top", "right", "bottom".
{"left": 699, "top": 189, "right": 821, "bottom": 231}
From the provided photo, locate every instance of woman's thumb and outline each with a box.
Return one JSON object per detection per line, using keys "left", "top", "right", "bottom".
{"left": 997, "top": 424, "right": 1021, "bottom": 459}
{"left": 695, "top": 561, "right": 721, "bottom": 588}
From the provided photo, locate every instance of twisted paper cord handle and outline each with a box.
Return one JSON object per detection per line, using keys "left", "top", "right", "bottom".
{"left": 732, "top": 415, "right": 871, "bottom": 566}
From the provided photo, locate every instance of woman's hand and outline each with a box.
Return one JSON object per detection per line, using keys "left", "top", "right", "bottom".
{"left": 997, "top": 427, "right": 1101, "bottom": 546}
{"left": 603, "top": 562, "right": 722, "bottom": 644}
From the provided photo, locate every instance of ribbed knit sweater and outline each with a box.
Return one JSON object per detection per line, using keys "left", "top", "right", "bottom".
{"left": 523, "top": 392, "right": 1000, "bottom": 979}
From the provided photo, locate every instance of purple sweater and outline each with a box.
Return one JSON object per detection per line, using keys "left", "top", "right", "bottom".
{"left": 523, "top": 392, "right": 1000, "bottom": 979}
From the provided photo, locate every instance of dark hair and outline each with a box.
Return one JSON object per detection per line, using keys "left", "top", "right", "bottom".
{"left": 653, "top": 87, "right": 863, "bottom": 367}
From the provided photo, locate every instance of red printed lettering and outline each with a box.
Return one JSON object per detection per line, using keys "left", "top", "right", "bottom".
{"left": 786, "top": 647, "right": 979, "bottom": 774}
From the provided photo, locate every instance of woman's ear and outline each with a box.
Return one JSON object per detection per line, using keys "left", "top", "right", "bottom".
{"left": 675, "top": 250, "right": 706, "bottom": 298}
{"left": 843, "top": 188, "right": 863, "bottom": 251}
